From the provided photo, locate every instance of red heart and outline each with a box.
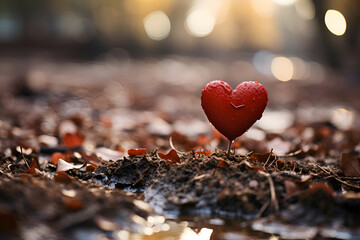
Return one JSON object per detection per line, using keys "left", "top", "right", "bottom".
{"left": 201, "top": 80, "right": 268, "bottom": 141}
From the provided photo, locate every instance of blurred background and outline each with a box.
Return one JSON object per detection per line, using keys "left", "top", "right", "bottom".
{"left": 0, "top": 0, "right": 359, "bottom": 152}
{"left": 0, "top": 0, "right": 359, "bottom": 66}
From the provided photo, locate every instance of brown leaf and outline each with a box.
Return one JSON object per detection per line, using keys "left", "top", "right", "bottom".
{"left": 250, "top": 152, "right": 275, "bottom": 163}
{"left": 127, "top": 148, "right": 147, "bottom": 157}
{"left": 63, "top": 197, "right": 84, "bottom": 211}
{"left": 341, "top": 152, "right": 360, "bottom": 177}
{"left": 306, "top": 183, "right": 334, "bottom": 198}
{"left": 23, "top": 167, "right": 37, "bottom": 174}
{"left": 50, "top": 152, "right": 65, "bottom": 165}
{"left": 217, "top": 159, "right": 229, "bottom": 168}
{"left": 85, "top": 164, "right": 97, "bottom": 172}
{"left": 55, "top": 171, "right": 73, "bottom": 184}
{"left": 29, "top": 158, "right": 40, "bottom": 170}
{"left": 63, "top": 132, "right": 84, "bottom": 147}
{"left": 158, "top": 149, "right": 180, "bottom": 163}
{"left": 81, "top": 152, "right": 101, "bottom": 166}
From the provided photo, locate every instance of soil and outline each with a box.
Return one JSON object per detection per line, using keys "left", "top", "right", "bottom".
{"left": 0, "top": 57, "right": 360, "bottom": 239}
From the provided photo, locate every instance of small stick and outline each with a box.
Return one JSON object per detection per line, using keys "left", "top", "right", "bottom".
{"left": 20, "top": 147, "right": 30, "bottom": 169}
{"left": 256, "top": 201, "right": 270, "bottom": 218}
{"left": 260, "top": 171, "right": 279, "bottom": 213}
{"left": 267, "top": 174, "right": 279, "bottom": 213}
{"left": 264, "top": 148, "right": 273, "bottom": 167}
{"left": 227, "top": 140, "right": 233, "bottom": 157}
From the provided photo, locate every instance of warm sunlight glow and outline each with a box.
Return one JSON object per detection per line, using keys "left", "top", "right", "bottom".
{"left": 271, "top": 57, "right": 294, "bottom": 82}
{"left": 143, "top": 11, "right": 171, "bottom": 40}
{"left": 290, "top": 57, "right": 310, "bottom": 80}
{"left": 185, "top": 8, "right": 215, "bottom": 37}
{"left": 295, "top": 0, "right": 315, "bottom": 20}
{"left": 324, "top": 9, "right": 346, "bottom": 36}
{"left": 251, "top": 0, "right": 275, "bottom": 18}
{"left": 273, "top": 0, "right": 297, "bottom": 6}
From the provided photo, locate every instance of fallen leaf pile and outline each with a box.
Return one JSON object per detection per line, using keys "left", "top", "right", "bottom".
{"left": 0, "top": 57, "right": 359, "bottom": 239}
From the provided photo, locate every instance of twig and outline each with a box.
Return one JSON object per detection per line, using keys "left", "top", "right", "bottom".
{"left": 341, "top": 176, "right": 360, "bottom": 180}
{"left": 20, "top": 146, "right": 30, "bottom": 169}
{"left": 259, "top": 171, "right": 279, "bottom": 213}
{"left": 256, "top": 201, "right": 270, "bottom": 218}
{"left": 317, "top": 165, "right": 360, "bottom": 190}
{"left": 169, "top": 137, "right": 185, "bottom": 155}
{"left": 334, "top": 176, "right": 360, "bottom": 189}
{"left": 208, "top": 142, "right": 222, "bottom": 153}
{"left": 267, "top": 174, "right": 279, "bottom": 213}
{"left": 264, "top": 148, "right": 273, "bottom": 167}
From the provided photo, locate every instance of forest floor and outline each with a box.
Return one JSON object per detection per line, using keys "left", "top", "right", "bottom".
{"left": 0, "top": 56, "right": 360, "bottom": 240}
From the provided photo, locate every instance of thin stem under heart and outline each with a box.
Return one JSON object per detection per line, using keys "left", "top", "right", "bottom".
{"left": 227, "top": 140, "right": 233, "bottom": 157}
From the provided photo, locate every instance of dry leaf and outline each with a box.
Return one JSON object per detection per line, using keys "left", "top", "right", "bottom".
{"left": 56, "top": 159, "right": 81, "bottom": 172}
{"left": 23, "top": 167, "right": 38, "bottom": 174}
{"left": 217, "top": 159, "right": 229, "bottom": 168}
{"left": 158, "top": 149, "right": 180, "bottom": 163}
{"left": 127, "top": 148, "right": 147, "bottom": 156}
{"left": 50, "top": 152, "right": 65, "bottom": 165}
{"left": 55, "top": 171, "right": 73, "bottom": 184}
{"left": 85, "top": 165, "right": 97, "bottom": 172}
{"left": 29, "top": 158, "right": 40, "bottom": 170}
{"left": 63, "top": 197, "right": 84, "bottom": 211}
{"left": 306, "top": 183, "right": 334, "bottom": 198}
{"left": 250, "top": 152, "right": 275, "bottom": 163}
{"left": 341, "top": 152, "right": 360, "bottom": 177}
{"left": 63, "top": 132, "right": 84, "bottom": 147}
{"left": 81, "top": 152, "right": 101, "bottom": 167}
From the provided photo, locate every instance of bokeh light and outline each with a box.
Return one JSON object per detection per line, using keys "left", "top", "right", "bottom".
{"left": 143, "top": 11, "right": 171, "bottom": 41}
{"left": 273, "top": 0, "right": 297, "bottom": 6}
{"left": 251, "top": 0, "right": 275, "bottom": 18}
{"left": 271, "top": 56, "right": 294, "bottom": 82}
{"left": 324, "top": 9, "right": 347, "bottom": 36}
{"left": 289, "top": 57, "right": 310, "bottom": 80}
{"left": 295, "top": 0, "right": 315, "bottom": 20}
{"left": 331, "top": 108, "right": 354, "bottom": 130}
{"left": 185, "top": 8, "right": 215, "bottom": 37}
{"left": 253, "top": 51, "right": 276, "bottom": 76}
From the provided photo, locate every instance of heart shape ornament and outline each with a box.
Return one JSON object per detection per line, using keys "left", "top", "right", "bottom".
{"left": 201, "top": 80, "right": 268, "bottom": 141}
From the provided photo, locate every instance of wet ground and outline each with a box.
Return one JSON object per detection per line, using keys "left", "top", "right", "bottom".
{"left": 0, "top": 55, "right": 360, "bottom": 239}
